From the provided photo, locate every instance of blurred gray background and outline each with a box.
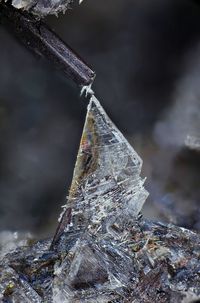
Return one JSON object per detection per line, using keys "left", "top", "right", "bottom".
{"left": 0, "top": 0, "right": 199, "bottom": 237}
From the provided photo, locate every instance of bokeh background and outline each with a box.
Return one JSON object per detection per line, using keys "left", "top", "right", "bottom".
{"left": 0, "top": 0, "right": 199, "bottom": 238}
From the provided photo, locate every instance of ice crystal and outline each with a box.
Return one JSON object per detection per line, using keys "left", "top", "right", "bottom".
{"left": 0, "top": 98, "right": 200, "bottom": 303}
{"left": 53, "top": 96, "right": 148, "bottom": 246}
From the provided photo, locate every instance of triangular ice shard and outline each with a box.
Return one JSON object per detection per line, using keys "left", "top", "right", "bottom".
{"left": 52, "top": 96, "right": 148, "bottom": 246}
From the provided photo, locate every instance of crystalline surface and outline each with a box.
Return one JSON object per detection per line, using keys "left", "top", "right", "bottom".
{"left": 0, "top": 98, "right": 200, "bottom": 303}
{"left": 9, "top": 0, "right": 73, "bottom": 16}
{"left": 54, "top": 96, "right": 148, "bottom": 243}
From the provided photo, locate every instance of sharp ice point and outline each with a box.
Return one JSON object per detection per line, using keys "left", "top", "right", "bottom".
{"left": 53, "top": 97, "right": 148, "bottom": 247}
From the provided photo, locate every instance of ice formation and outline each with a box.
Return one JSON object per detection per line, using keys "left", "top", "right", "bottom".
{"left": 52, "top": 96, "right": 148, "bottom": 246}
{"left": 0, "top": 98, "right": 200, "bottom": 302}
